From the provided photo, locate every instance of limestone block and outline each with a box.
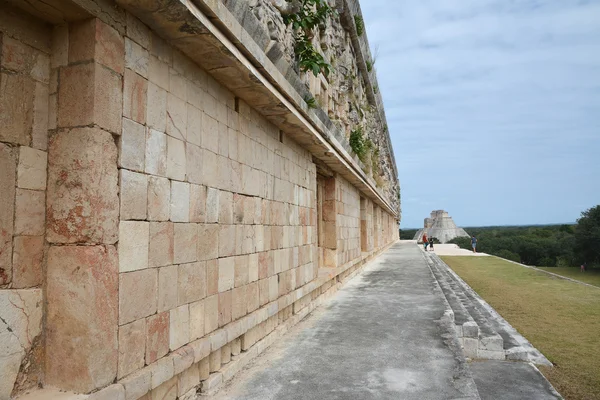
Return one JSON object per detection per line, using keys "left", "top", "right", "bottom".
{"left": 462, "top": 322, "right": 479, "bottom": 339}
{"left": 14, "top": 189, "right": 45, "bottom": 236}
{"left": 150, "top": 356, "right": 174, "bottom": 390}
{"left": 191, "top": 337, "right": 210, "bottom": 364}
{"left": 169, "top": 70, "right": 187, "bottom": 102}
{"left": 189, "top": 184, "right": 206, "bottom": 223}
{"left": 232, "top": 285, "right": 247, "bottom": 321}
{"left": 202, "top": 149, "right": 218, "bottom": 189}
{"left": 208, "top": 350, "right": 221, "bottom": 373}
{"left": 202, "top": 114, "right": 219, "bottom": 154}
{"left": 218, "top": 190, "right": 233, "bottom": 224}
{"left": 463, "top": 338, "right": 478, "bottom": 359}
{"left": 125, "top": 38, "right": 149, "bottom": 78}
{"left": 17, "top": 146, "right": 47, "bottom": 190}
{"left": 247, "top": 282, "right": 259, "bottom": 314}
{"left": 178, "top": 363, "right": 199, "bottom": 397}
{"left": 218, "top": 125, "right": 229, "bottom": 158}
{"left": 186, "top": 143, "right": 203, "bottom": 185}
{"left": 218, "top": 225, "right": 235, "bottom": 258}
{"left": 120, "top": 118, "right": 146, "bottom": 172}
{"left": 204, "top": 294, "right": 219, "bottom": 335}
{"left": 146, "top": 312, "right": 170, "bottom": 364}
{"left": 480, "top": 335, "right": 504, "bottom": 352}
{"left": 218, "top": 257, "right": 234, "bottom": 293}
{"left": 248, "top": 253, "right": 259, "bottom": 283}
{"left": 119, "top": 268, "right": 158, "bottom": 325}
{"left": 231, "top": 338, "right": 241, "bottom": 357}
{"left": 258, "top": 279, "right": 269, "bottom": 307}
{"left": 148, "top": 176, "right": 170, "bottom": 221}
{"left": 166, "top": 136, "right": 186, "bottom": 181}
{"left": 170, "top": 181, "right": 190, "bottom": 223}
{"left": 234, "top": 255, "right": 249, "bottom": 288}
{"left": 123, "top": 69, "right": 148, "bottom": 125}
{"left": 118, "top": 221, "right": 149, "bottom": 272}
{"left": 167, "top": 93, "right": 187, "bottom": 141}
{"left": 69, "top": 19, "right": 124, "bottom": 74}
{"left": 11, "top": 235, "right": 44, "bottom": 288}
{"left": 121, "top": 369, "right": 151, "bottom": 400}
{"left": 258, "top": 252, "right": 270, "bottom": 280}
{"left": 87, "top": 384, "right": 126, "bottom": 400}
{"left": 32, "top": 89, "right": 48, "bottom": 151}
{"left": 170, "top": 304, "right": 190, "bottom": 350}
{"left": 268, "top": 276, "right": 278, "bottom": 302}
{"left": 126, "top": 13, "right": 151, "bottom": 49}
{"left": 187, "top": 104, "right": 202, "bottom": 147}
{"left": 178, "top": 262, "right": 206, "bottom": 305}
{"left": 196, "top": 224, "right": 218, "bottom": 262}
{"left": 118, "top": 319, "right": 146, "bottom": 379}
{"left": 221, "top": 343, "right": 231, "bottom": 365}
{"left": 173, "top": 345, "right": 194, "bottom": 375}
{"left": 190, "top": 299, "right": 205, "bottom": 341}
{"left": 0, "top": 288, "right": 43, "bottom": 399}
{"left": 151, "top": 377, "right": 177, "bottom": 400}
{"left": 0, "top": 144, "right": 16, "bottom": 284}
{"left": 148, "top": 55, "right": 169, "bottom": 90}
{"left": 146, "top": 82, "right": 167, "bottom": 132}
{"left": 198, "top": 357, "right": 210, "bottom": 381}
{"left": 47, "top": 127, "right": 119, "bottom": 244}
{"left": 46, "top": 245, "right": 117, "bottom": 392}
{"left": 206, "top": 259, "right": 219, "bottom": 297}
{"left": 218, "top": 290, "right": 232, "bottom": 327}
{"left": 158, "top": 265, "right": 178, "bottom": 313}
{"left": 217, "top": 156, "right": 230, "bottom": 191}
{"left": 206, "top": 187, "right": 219, "bottom": 223}
{"left": 58, "top": 62, "right": 122, "bottom": 134}
{"left": 174, "top": 224, "right": 197, "bottom": 264}
{"left": 120, "top": 169, "right": 148, "bottom": 220}
{"left": 149, "top": 222, "right": 174, "bottom": 268}
{"left": 0, "top": 72, "right": 35, "bottom": 146}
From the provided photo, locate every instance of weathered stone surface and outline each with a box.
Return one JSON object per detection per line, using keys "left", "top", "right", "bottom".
{"left": 232, "top": 285, "right": 247, "bottom": 320}
{"left": 0, "top": 73, "right": 35, "bottom": 146}
{"left": 119, "top": 268, "right": 157, "bottom": 325}
{"left": 46, "top": 245, "right": 118, "bottom": 392}
{"left": 185, "top": 143, "right": 203, "bottom": 185}
{"left": 58, "top": 62, "right": 123, "bottom": 134}
{"left": 151, "top": 376, "right": 177, "bottom": 400}
{"left": 174, "top": 223, "right": 197, "bottom": 264}
{"left": 218, "top": 225, "right": 235, "bottom": 258}
{"left": 187, "top": 104, "right": 202, "bottom": 147}
{"left": 218, "top": 290, "right": 232, "bottom": 327}
{"left": 47, "top": 127, "right": 119, "bottom": 244}
{"left": 14, "top": 188, "right": 45, "bottom": 236}
{"left": 120, "top": 169, "right": 148, "bottom": 221}
{"left": 146, "top": 82, "right": 167, "bottom": 132}
{"left": 126, "top": 13, "right": 151, "bottom": 50}
{"left": 190, "top": 299, "right": 205, "bottom": 341}
{"left": 12, "top": 235, "right": 44, "bottom": 288}
{"left": 69, "top": 18, "right": 123, "bottom": 71}
{"left": 119, "top": 221, "right": 149, "bottom": 272}
{"left": 197, "top": 224, "right": 218, "bottom": 261}
{"left": 206, "top": 187, "right": 219, "bottom": 223}
{"left": 17, "top": 146, "right": 47, "bottom": 190}
{"left": 146, "top": 312, "right": 170, "bottom": 364}
{"left": 148, "top": 176, "right": 170, "bottom": 221}
{"left": 123, "top": 69, "right": 148, "bottom": 125}
{"left": 88, "top": 384, "right": 126, "bottom": 400}
{"left": 170, "top": 304, "right": 190, "bottom": 350}
{"left": 120, "top": 118, "right": 146, "bottom": 172}
{"left": 158, "top": 265, "right": 178, "bottom": 313}
{"left": 125, "top": 38, "right": 149, "bottom": 78}
{"left": 178, "top": 262, "right": 207, "bottom": 305}
{"left": 166, "top": 136, "right": 186, "bottom": 181}
{"left": 177, "top": 362, "right": 199, "bottom": 397}
{"left": 204, "top": 294, "right": 219, "bottom": 335}
{"left": 0, "top": 144, "right": 16, "bottom": 284}
{"left": 149, "top": 222, "right": 174, "bottom": 267}
{"left": 170, "top": 181, "right": 190, "bottom": 223}
{"left": 0, "top": 289, "right": 43, "bottom": 399}
{"left": 189, "top": 184, "right": 206, "bottom": 223}
{"left": 118, "top": 319, "right": 146, "bottom": 379}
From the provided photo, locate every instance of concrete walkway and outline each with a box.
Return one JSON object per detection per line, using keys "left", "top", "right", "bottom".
{"left": 209, "top": 242, "right": 560, "bottom": 400}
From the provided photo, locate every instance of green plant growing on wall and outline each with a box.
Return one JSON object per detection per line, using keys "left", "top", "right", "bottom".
{"left": 354, "top": 15, "right": 365, "bottom": 36}
{"left": 304, "top": 95, "right": 318, "bottom": 109}
{"left": 284, "top": 0, "right": 334, "bottom": 77}
{"left": 349, "top": 127, "right": 366, "bottom": 162}
{"left": 366, "top": 60, "right": 373, "bottom": 72}
{"left": 373, "top": 84, "right": 379, "bottom": 94}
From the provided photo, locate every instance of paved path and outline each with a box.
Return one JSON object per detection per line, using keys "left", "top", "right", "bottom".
{"left": 210, "top": 242, "right": 560, "bottom": 400}
{"left": 425, "top": 243, "right": 489, "bottom": 257}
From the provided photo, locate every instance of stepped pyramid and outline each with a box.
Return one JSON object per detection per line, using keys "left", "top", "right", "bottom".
{"left": 413, "top": 210, "right": 470, "bottom": 243}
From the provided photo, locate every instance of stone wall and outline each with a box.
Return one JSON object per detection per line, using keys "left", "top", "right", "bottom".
{"left": 0, "top": 0, "right": 399, "bottom": 398}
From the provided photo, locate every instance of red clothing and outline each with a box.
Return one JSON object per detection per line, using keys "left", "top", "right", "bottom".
{"left": 422, "top": 235, "right": 428, "bottom": 242}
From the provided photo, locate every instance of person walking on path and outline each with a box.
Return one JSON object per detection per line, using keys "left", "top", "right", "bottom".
{"left": 581, "top": 262, "right": 586, "bottom": 272}
{"left": 423, "top": 233, "right": 429, "bottom": 251}
{"left": 471, "top": 236, "right": 477, "bottom": 253}
{"left": 429, "top": 236, "right": 434, "bottom": 251}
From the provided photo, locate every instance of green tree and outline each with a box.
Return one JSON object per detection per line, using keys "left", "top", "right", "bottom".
{"left": 574, "top": 205, "right": 600, "bottom": 267}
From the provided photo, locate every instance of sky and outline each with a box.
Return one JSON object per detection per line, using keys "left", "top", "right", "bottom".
{"left": 361, "top": 0, "right": 600, "bottom": 228}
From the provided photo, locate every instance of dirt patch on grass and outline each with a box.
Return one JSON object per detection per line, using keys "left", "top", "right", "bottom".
{"left": 441, "top": 256, "right": 600, "bottom": 400}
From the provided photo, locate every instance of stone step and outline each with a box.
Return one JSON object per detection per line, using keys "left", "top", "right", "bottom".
{"left": 427, "top": 252, "right": 552, "bottom": 365}
{"left": 424, "top": 252, "right": 504, "bottom": 360}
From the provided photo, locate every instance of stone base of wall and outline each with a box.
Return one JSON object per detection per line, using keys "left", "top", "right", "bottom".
{"left": 28, "top": 240, "right": 396, "bottom": 400}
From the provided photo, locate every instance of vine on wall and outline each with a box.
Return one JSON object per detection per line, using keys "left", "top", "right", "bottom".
{"left": 284, "top": 0, "right": 335, "bottom": 76}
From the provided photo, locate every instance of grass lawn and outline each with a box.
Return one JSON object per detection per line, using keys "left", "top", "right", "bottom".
{"left": 441, "top": 256, "right": 600, "bottom": 400}
{"left": 536, "top": 266, "right": 600, "bottom": 288}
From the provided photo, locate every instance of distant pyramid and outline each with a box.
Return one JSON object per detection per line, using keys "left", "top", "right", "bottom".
{"left": 413, "top": 210, "right": 470, "bottom": 243}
